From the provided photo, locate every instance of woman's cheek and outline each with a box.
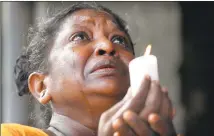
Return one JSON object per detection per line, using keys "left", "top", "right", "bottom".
{"left": 120, "top": 52, "right": 134, "bottom": 66}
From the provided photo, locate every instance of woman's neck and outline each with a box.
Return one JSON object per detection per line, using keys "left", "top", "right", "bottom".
{"left": 48, "top": 112, "right": 96, "bottom": 136}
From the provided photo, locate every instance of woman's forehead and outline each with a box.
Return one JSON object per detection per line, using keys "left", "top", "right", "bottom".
{"left": 63, "top": 9, "right": 118, "bottom": 28}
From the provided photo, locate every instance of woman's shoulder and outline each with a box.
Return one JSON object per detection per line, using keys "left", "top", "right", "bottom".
{"left": 1, "top": 123, "right": 49, "bottom": 136}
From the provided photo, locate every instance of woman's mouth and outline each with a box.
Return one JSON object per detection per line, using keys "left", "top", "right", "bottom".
{"left": 92, "top": 65, "right": 115, "bottom": 73}
{"left": 89, "top": 59, "right": 118, "bottom": 77}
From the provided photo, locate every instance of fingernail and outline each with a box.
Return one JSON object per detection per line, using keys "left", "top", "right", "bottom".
{"left": 148, "top": 113, "right": 160, "bottom": 124}
{"left": 113, "top": 132, "right": 120, "bottom": 136}
{"left": 123, "top": 110, "right": 133, "bottom": 121}
{"left": 144, "top": 75, "right": 151, "bottom": 80}
{"left": 112, "top": 118, "right": 123, "bottom": 128}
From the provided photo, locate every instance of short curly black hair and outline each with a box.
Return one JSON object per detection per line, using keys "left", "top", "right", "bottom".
{"left": 14, "top": 2, "right": 135, "bottom": 96}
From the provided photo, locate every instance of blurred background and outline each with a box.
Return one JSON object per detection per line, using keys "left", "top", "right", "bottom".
{"left": 1, "top": 1, "right": 214, "bottom": 136}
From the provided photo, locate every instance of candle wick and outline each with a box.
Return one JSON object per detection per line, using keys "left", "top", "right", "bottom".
{"left": 144, "top": 44, "right": 152, "bottom": 56}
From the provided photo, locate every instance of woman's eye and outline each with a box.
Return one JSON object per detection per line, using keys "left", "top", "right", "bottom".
{"left": 112, "top": 36, "right": 127, "bottom": 46}
{"left": 70, "top": 32, "right": 89, "bottom": 42}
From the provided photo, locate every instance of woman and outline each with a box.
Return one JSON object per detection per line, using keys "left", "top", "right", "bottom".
{"left": 1, "top": 3, "right": 178, "bottom": 136}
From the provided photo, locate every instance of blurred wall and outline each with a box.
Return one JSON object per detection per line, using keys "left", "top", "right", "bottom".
{"left": 1, "top": 1, "right": 184, "bottom": 134}
{"left": 1, "top": 2, "right": 32, "bottom": 125}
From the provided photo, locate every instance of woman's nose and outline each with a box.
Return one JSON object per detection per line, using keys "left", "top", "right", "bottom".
{"left": 94, "top": 39, "right": 118, "bottom": 57}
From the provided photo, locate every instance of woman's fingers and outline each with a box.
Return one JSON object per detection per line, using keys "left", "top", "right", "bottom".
{"left": 160, "top": 87, "right": 175, "bottom": 120}
{"left": 99, "top": 97, "right": 128, "bottom": 136}
{"left": 145, "top": 81, "right": 163, "bottom": 108}
{"left": 139, "top": 81, "right": 163, "bottom": 120}
{"left": 148, "top": 113, "right": 177, "bottom": 136}
{"left": 123, "top": 110, "right": 152, "bottom": 136}
{"left": 101, "top": 88, "right": 134, "bottom": 122}
{"left": 100, "top": 76, "right": 152, "bottom": 136}
{"left": 160, "top": 90, "right": 172, "bottom": 120}
{"left": 112, "top": 118, "right": 135, "bottom": 136}
{"left": 148, "top": 113, "right": 166, "bottom": 135}
{"left": 129, "top": 75, "right": 152, "bottom": 112}
{"left": 110, "top": 76, "right": 151, "bottom": 122}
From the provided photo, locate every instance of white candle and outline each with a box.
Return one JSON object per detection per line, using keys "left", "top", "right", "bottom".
{"left": 129, "top": 45, "right": 159, "bottom": 96}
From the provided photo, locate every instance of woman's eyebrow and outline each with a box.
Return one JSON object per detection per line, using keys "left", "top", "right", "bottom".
{"left": 105, "top": 18, "right": 126, "bottom": 32}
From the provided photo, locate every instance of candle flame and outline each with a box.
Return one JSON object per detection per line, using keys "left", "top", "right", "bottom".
{"left": 144, "top": 44, "right": 152, "bottom": 56}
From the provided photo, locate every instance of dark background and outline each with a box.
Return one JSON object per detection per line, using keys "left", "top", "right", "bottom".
{"left": 180, "top": 2, "right": 214, "bottom": 136}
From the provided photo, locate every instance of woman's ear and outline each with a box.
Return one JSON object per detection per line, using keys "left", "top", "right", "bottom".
{"left": 28, "top": 72, "right": 51, "bottom": 104}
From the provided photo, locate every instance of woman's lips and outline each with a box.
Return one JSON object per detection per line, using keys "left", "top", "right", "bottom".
{"left": 91, "top": 65, "right": 116, "bottom": 73}
{"left": 89, "top": 59, "right": 118, "bottom": 76}
{"left": 91, "top": 67, "right": 117, "bottom": 76}
{"left": 91, "top": 65, "right": 117, "bottom": 76}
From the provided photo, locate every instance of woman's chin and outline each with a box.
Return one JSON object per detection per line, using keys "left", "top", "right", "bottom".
{"left": 84, "top": 78, "right": 129, "bottom": 97}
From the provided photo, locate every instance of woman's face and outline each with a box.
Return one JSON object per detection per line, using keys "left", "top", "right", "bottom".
{"left": 45, "top": 9, "right": 134, "bottom": 114}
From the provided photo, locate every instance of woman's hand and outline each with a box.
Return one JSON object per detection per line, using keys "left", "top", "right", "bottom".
{"left": 113, "top": 80, "right": 176, "bottom": 136}
{"left": 98, "top": 76, "right": 177, "bottom": 136}
{"left": 98, "top": 76, "right": 151, "bottom": 136}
